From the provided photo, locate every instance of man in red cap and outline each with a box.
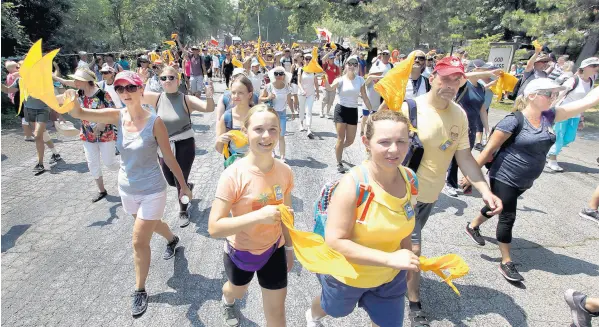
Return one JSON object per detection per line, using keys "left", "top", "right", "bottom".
{"left": 401, "top": 56, "right": 503, "bottom": 327}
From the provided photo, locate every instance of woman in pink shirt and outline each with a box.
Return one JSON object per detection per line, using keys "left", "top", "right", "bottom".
{"left": 5, "top": 60, "right": 34, "bottom": 140}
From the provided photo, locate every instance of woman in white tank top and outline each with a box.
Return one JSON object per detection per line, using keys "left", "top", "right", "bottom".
{"left": 297, "top": 52, "right": 320, "bottom": 138}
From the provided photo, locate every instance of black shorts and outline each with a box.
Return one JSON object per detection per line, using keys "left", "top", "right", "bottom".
{"left": 223, "top": 246, "right": 288, "bottom": 290}
{"left": 207, "top": 70, "right": 213, "bottom": 78}
{"left": 333, "top": 104, "right": 358, "bottom": 125}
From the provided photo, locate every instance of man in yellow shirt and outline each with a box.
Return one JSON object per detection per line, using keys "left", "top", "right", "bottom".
{"left": 401, "top": 56, "right": 503, "bottom": 327}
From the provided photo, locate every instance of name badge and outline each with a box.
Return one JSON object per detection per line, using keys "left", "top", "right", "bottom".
{"left": 273, "top": 185, "right": 284, "bottom": 201}
{"left": 404, "top": 202, "right": 415, "bottom": 221}
{"left": 439, "top": 139, "right": 453, "bottom": 151}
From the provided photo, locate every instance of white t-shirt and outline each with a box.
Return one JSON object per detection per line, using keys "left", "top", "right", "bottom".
{"left": 249, "top": 71, "right": 264, "bottom": 94}
{"left": 280, "top": 57, "right": 293, "bottom": 72}
{"left": 337, "top": 75, "right": 365, "bottom": 108}
{"left": 366, "top": 81, "right": 381, "bottom": 111}
{"left": 560, "top": 76, "right": 592, "bottom": 106}
{"left": 372, "top": 60, "right": 393, "bottom": 75}
{"left": 267, "top": 83, "right": 291, "bottom": 112}
{"left": 77, "top": 60, "right": 89, "bottom": 69}
{"left": 98, "top": 80, "right": 124, "bottom": 108}
{"left": 300, "top": 70, "right": 316, "bottom": 96}
{"left": 212, "top": 55, "right": 219, "bottom": 70}
{"left": 404, "top": 76, "right": 428, "bottom": 100}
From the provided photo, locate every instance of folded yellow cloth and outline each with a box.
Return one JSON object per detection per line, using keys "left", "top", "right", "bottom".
{"left": 420, "top": 254, "right": 470, "bottom": 295}
{"left": 303, "top": 47, "right": 324, "bottom": 74}
{"left": 374, "top": 52, "right": 416, "bottom": 111}
{"left": 222, "top": 130, "right": 248, "bottom": 159}
{"left": 490, "top": 72, "right": 519, "bottom": 98}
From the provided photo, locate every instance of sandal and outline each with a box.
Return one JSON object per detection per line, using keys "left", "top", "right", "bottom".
{"left": 409, "top": 310, "right": 431, "bottom": 327}
{"left": 92, "top": 191, "right": 108, "bottom": 203}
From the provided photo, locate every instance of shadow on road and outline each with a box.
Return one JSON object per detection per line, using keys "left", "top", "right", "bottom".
{"left": 291, "top": 194, "right": 305, "bottom": 213}
{"left": 195, "top": 148, "right": 208, "bottom": 156}
{"left": 423, "top": 277, "right": 528, "bottom": 327}
{"left": 286, "top": 157, "right": 328, "bottom": 169}
{"left": 312, "top": 131, "right": 337, "bottom": 139}
{"left": 1, "top": 224, "right": 31, "bottom": 253}
{"left": 192, "top": 123, "right": 211, "bottom": 133}
{"left": 550, "top": 162, "right": 599, "bottom": 174}
{"left": 88, "top": 196, "right": 123, "bottom": 227}
{"left": 191, "top": 200, "right": 212, "bottom": 237}
{"left": 482, "top": 238, "right": 599, "bottom": 276}
{"left": 1, "top": 154, "right": 7, "bottom": 161}
{"left": 49, "top": 161, "right": 89, "bottom": 174}
{"left": 432, "top": 193, "right": 468, "bottom": 217}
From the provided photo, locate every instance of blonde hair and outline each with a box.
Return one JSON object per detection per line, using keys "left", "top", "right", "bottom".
{"left": 243, "top": 104, "right": 281, "bottom": 130}
{"left": 160, "top": 66, "right": 180, "bottom": 79}
{"left": 562, "top": 61, "right": 574, "bottom": 73}
{"left": 364, "top": 110, "right": 410, "bottom": 140}
{"left": 513, "top": 95, "right": 528, "bottom": 112}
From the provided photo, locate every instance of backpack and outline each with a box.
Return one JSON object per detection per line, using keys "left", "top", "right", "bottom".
{"left": 484, "top": 111, "right": 524, "bottom": 169}
{"left": 313, "top": 165, "right": 418, "bottom": 237}
{"left": 222, "top": 109, "right": 244, "bottom": 167}
{"left": 508, "top": 73, "right": 534, "bottom": 100}
{"left": 402, "top": 99, "right": 424, "bottom": 172}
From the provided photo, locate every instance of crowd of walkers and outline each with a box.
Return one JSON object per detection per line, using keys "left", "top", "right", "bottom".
{"left": 2, "top": 37, "right": 599, "bottom": 327}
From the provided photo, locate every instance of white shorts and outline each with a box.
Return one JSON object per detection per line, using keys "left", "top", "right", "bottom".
{"left": 290, "top": 83, "right": 298, "bottom": 95}
{"left": 190, "top": 75, "right": 205, "bottom": 93}
{"left": 119, "top": 190, "right": 167, "bottom": 220}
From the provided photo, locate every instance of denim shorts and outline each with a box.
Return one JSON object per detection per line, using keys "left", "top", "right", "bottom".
{"left": 318, "top": 271, "right": 407, "bottom": 327}
{"left": 25, "top": 108, "right": 50, "bottom": 123}
{"left": 277, "top": 111, "right": 287, "bottom": 136}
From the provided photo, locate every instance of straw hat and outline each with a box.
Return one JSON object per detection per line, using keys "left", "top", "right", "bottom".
{"left": 68, "top": 67, "right": 97, "bottom": 82}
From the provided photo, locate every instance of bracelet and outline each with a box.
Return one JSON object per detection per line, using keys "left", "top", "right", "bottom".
{"left": 285, "top": 246, "right": 294, "bottom": 251}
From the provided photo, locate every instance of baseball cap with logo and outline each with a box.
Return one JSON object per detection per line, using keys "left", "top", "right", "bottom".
{"left": 433, "top": 56, "right": 465, "bottom": 77}
{"left": 579, "top": 57, "right": 599, "bottom": 69}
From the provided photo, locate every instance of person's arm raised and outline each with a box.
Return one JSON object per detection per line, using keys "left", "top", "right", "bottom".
{"left": 555, "top": 85, "right": 599, "bottom": 122}
{"left": 63, "top": 89, "right": 120, "bottom": 125}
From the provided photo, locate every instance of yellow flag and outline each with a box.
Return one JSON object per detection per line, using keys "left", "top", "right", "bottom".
{"left": 241, "top": 48, "right": 246, "bottom": 59}
{"left": 490, "top": 72, "right": 519, "bottom": 98}
{"left": 291, "top": 42, "right": 300, "bottom": 49}
{"left": 532, "top": 39, "right": 542, "bottom": 52}
{"left": 232, "top": 56, "right": 244, "bottom": 68}
{"left": 277, "top": 43, "right": 282, "bottom": 51}
{"left": 149, "top": 51, "right": 160, "bottom": 63}
{"left": 358, "top": 42, "right": 369, "bottom": 48}
{"left": 330, "top": 42, "right": 337, "bottom": 50}
{"left": 162, "top": 50, "right": 174, "bottom": 63}
{"left": 229, "top": 45, "right": 235, "bottom": 52}
{"left": 374, "top": 52, "right": 416, "bottom": 111}
{"left": 420, "top": 254, "right": 470, "bottom": 295}
{"left": 278, "top": 205, "right": 358, "bottom": 278}
{"left": 222, "top": 130, "right": 248, "bottom": 159}
{"left": 163, "top": 40, "right": 176, "bottom": 48}
{"left": 302, "top": 47, "right": 324, "bottom": 74}
{"left": 171, "top": 33, "right": 178, "bottom": 40}
{"left": 258, "top": 56, "right": 267, "bottom": 68}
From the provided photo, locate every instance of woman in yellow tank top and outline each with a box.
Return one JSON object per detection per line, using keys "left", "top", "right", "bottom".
{"left": 306, "top": 110, "right": 421, "bottom": 327}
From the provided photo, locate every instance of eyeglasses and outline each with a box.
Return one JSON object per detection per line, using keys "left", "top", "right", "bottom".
{"left": 160, "top": 75, "right": 176, "bottom": 81}
{"left": 114, "top": 85, "right": 140, "bottom": 94}
{"left": 415, "top": 56, "right": 426, "bottom": 61}
{"left": 382, "top": 53, "right": 390, "bottom": 56}
{"left": 347, "top": 62, "right": 358, "bottom": 67}
{"left": 536, "top": 90, "right": 559, "bottom": 99}
{"left": 101, "top": 71, "right": 111, "bottom": 75}
{"left": 427, "top": 58, "right": 433, "bottom": 61}
{"left": 274, "top": 71, "right": 285, "bottom": 76}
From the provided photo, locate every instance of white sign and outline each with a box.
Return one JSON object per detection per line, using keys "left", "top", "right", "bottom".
{"left": 488, "top": 46, "right": 513, "bottom": 72}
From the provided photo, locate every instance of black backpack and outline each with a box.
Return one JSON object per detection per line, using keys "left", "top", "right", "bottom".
{"left": 508, "top": 73, "right": 534, "bottom": 100}
{"left": 402, "top": 99, "right": 424, "bottom": 172}
{"left": 484, "top": 111, "right": 524, "bottom": 169}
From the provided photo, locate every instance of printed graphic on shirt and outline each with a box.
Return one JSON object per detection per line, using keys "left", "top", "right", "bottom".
{"left": 252, "top": 187, "right": 284, "bottom": 211}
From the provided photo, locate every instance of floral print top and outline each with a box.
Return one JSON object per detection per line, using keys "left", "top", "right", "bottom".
{"left": 79, "top": 89, "right": 117, "bottom": 143}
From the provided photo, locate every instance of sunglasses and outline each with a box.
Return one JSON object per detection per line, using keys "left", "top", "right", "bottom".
{"left": 274, "top": 71, "right": 285, "bottom": 76}
{"left": 114, "top": 84, "right": 140, "bottom": 94}
{"left": 160, "top": 75, "right": 176, "bottom": 81}
{"left": 382, "top": 53, "right": 390, "bottom": 56}
{"left": 415, "top": 56, "right": 426, "bottom": 61}
{"left": 536, "top": 90, "right": 559, "bottom": 98}
{"left": 101, "top": 71, "right": 111, "bottom": 75}
{"left": 347, "top": 62, "right": 358, "bottom": 67}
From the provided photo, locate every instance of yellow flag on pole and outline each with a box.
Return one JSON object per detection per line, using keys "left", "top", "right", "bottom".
{"left": 374, "top": 52, "right": 416, "bottom": 111}
{"left": 302, "top": 47, "right": 324, "bottom": 74}
{"left": 232, "top": 56, "right": 244, "bottom": 68}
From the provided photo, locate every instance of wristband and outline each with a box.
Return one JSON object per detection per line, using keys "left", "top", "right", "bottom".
{"left": 285, "top": 246, "right": 294, "bottom": 251}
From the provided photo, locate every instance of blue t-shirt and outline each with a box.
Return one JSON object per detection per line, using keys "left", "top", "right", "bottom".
{"left": 457, "top": 81, "right": 486, "bottom": 132}
{"left": 490, "top": 109, "right": 556, "bottom": 189}
{"left": 118, "top": 60, "right": 130, "bottom": 70}
{"left": 477, "top": 80, "right": 493, "bottom": 111}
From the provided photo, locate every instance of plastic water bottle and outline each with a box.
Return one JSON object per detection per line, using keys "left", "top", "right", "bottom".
{"left": 180, "top": 195, "right": 190, "bottom": 205}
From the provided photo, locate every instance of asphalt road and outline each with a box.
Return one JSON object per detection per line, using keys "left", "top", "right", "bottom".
{"left": 1, "top": 80, "right": 598, "bottom": 327}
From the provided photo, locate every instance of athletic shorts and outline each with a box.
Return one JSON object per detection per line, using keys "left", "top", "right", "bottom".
{"left": 411, "top": 201, "right": 436, "bottom": 245}
{"left": 189, "top": 75, "right": 204, "bottom": 93}
{"left": 290, "top": 83, "right": 299, "bottom": 95}
{"left": 323, "top": 90, "right": 336, "bottom": 106}
{"left": 277, "top": 110, "right": 287, "bottom": 136}
{"left": 224, "top": 245, "right": 288, "bottom": 290}
{"left": 25, "top": 108, "right": 50, "bottom": 123}
{"left": 119, "top": 189, "right": 167, "bottom": 220}
{"left": 318, "top": 271, "right": 407, "bottom": 327}
{"left": 334, "top": 104, "right": 358, "bottom": 125}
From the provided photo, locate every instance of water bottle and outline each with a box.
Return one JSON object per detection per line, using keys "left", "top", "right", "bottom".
{"left": 180, "top": 195, "right": 190, "bottom": 205}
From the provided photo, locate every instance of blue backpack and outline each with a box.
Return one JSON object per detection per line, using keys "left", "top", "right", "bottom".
{"left": 314, "top": 164, "right": 419, "bottom": 237}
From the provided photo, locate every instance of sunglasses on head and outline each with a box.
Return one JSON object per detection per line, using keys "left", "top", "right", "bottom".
{"left": 274, "top": 71, "right": 285, "bottom": 76}
{"left": 415, "top": 56, "right": 426, "bottom": 61}
{"left": 536, "top": 90, "right": 559, "bottom": 98}
{"left": 160, "top": 75, "right": 176, "bottom": 81}
{"left": 114, "top": 84, "right": 140, "bottom": 94}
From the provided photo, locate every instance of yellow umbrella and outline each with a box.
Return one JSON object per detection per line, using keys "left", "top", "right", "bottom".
{"left": 374, "top": 52, "right": 416, "bottom": 111}
{"left": 302, "top": 47, "right": 324, "bottom": 74}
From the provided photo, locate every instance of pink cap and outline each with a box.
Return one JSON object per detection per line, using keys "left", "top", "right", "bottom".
{"left": 114, "top": 71, "right": 143, "bottom": 86}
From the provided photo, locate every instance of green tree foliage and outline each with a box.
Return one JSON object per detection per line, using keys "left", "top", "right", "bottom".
{"left": 464, "top": 34, "right": 504, "bottom": 60}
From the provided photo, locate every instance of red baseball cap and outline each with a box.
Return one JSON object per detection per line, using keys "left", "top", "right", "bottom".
{"left": 114, "top": 71, "right": 144, "bottom": 86}
{"left": 433, "top": 56, "right": 465, "bottom": 77}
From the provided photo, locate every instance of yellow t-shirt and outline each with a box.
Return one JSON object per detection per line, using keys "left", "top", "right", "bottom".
{"left": 332, "top": 165, "right": 416, "bottom": 288}
{"left": 402, "top": 95, "right": 469, "bottom": 203}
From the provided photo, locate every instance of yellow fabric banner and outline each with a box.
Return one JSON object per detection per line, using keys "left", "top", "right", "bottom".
{"left": 420, "top": 254, "right": 470, "bottom": 295}
{"left": 302, "top": 47, "right": 324, "bottom": 74}
{"left": 374, "top": 52, "right": 416, "bottom": 111}
{"left": 222, "top": 130, "right": 248, "bottom": 159}
{"left": 490, "top": 72, "right": 519, "bottom": 98}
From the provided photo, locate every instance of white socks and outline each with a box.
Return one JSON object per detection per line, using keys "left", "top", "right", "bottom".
{"left": 222, "top": 294, "right": 235, "bottom": 306}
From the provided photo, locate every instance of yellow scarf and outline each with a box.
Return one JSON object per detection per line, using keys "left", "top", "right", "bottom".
{"left": 222, "top": 130, "right": 248, "bottom": 159}
{"left": 302, "top": 47, "right": 324, "bottom": 74}
{"left": 374, "top": 52, "right": 416, "bottom": 111}
{"left": 419, "top": 254, "right": 470, "bottom": 295}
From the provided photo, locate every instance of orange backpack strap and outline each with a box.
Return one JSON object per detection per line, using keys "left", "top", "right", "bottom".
{"left": 350, "top": 164, "right": 375, "bottom": 224}
{"left": 403, "top": 166, "right": 419, "bottom": 196}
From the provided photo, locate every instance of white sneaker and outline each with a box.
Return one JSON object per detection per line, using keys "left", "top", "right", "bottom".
{"left": 546, "top": 160, "right": 564, "bottom": 172}
{"left": 443, "top": 184, "right": 459, "bottom": 197}
{"left": 305, "top": 309, "right": 324, "bottom": 327}
{"left": 326, "top": 114, "right": 332, "bottom": 119}
{"left": 320, "top": 113, "right": 325, "bottom": 118}
{"left": 24, "top": 136, "right": 34, "bottom": 142}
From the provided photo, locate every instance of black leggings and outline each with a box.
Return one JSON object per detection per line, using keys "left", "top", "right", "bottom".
{"left": 480, "top": 178, "right": 526, "bottom": 243}
{"left": 224, "top": 73, "right": 232, "bottom": 88}
{"left": 159, "top": 137, "right": 195, "bottom": 212}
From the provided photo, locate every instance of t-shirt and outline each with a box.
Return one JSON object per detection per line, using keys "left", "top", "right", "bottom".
{"left": 366, "top": 80, "right": 381, "bottom": 111}
{"left": 337, "top": 75, "right": 365, "bottom": 108}
{"left": 98, "top": 80, "right": 124, "bottom": 109}
{"left": 77, "top": 60, "right": 89, "bottom": 69}
{"left": 548, "top": 64, "right": 564, "bottom": 80}
{"left": 249, "top": 71, "right": 264, "bottom": 94}
{"left": 479, "top": 80, "right": 493, "bottom": 112}
{"left": 212, "top": 55, "right": 219, "bottom": 70}
{"left": 6, "top": 72, "right": 18, "bottom": 103}
{"left": 456, "top": 80, "right": 486, "bottom": 132}
{"left": 187, "top": 53, "right": 204, "bottom": 76}
{"left": 266, "top": 83, "right": 291, "bottom": 112}
{"left": 404, "top": 76, "right": 428, "bottom": 100}
{"left": 560, "top": 76, "right": 593, "bottom": 105}
{"left": 9, "top": 78, "right": 48, "bottom": 109}
{"left": 401, "top": 95, "right": 470, "bottom": 203}
{"left": 323, "top": 63, "right": 340, "bottom": 85}
{"left": 203, "top": 54, "right": 213, "bottom": 70}
{"left": 373, "top": 60, "right": 393, "bottom": 75}
{"left": 118, "top": 59, "right": 130, "bottom": 70}
{"left": 215, "top": 158, "right": 294, "bottom": 254}
{"left": 490, "top": 110, "right": 556, "bottom": 189}
{"left": 518, "top": 69, "right": 548, "bottom": 96}
{"left": 280, "top": 56, "right": 293, "bottom": 72}
{"left": 300, "top": 70, "right": 316, "bottom": 96}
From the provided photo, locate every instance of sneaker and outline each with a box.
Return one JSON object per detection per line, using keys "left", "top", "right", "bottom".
{"left": 474, "top": 143, "right": 484, "bottom": 151}
{"left": 49, "top": 153, "right": 62, "bottom": 164}
{"left": 337, "top": 163, "right": 345, "bottom": 173}
{"left": 408, "top": 309, "right": 431, "bottom": 327}
{"left": 222, "top": 302, "right": 240, "bottom": 327}
{"left": 499, "top": 261, "right": 524, "bottom": 282}
{"left": 546, "top": 160, "right": 564, "bottom": 172}
{"left": 327, "top": 114, "right": 333, "bottom": 120}
{"left": 579, "top": 208, "right": 599, "bottom": 225}
{"left": 179, "top": 211, "right": 190, "bottom": 228}
{"left": 564, "top": 289, "right": 596, "bottom": 327}
{"left": 307, "top": 131, "right": 314, "bottom": 139}
{"left": 163, "top": 235, "right": 179, "bottom": 260}
{"left": 305, "top": 308, "right": 324, "bottom": 327}
{"left": 320, "top": 112, "right": 325, "bottom": 118}
{"left": 465, "top": 222, "right": 486, "bottom": 246}
{"left": 300, "top": 126, "right": 307, "bottom": 132}
{"left": 92, "top": 191, "right": 108, "bottom": 203}
{"left": 131, "top": 290, "right": 148, "bottom": 317}
{"left": 33, "top": 163, "right": 45, "bottom": 173}
{"left": 24, "top": 136, "right": 34, "bottom": 142}
{"left": 443, "top": 184, "right": 458, "bottom": 197}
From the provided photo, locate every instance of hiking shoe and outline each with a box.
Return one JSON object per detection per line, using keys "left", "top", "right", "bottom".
{"left": 465, "top": 222, "right": 486, "bottom": 246}
{"left": 179, "top": 211, "right": 190, "bottom": 228}
{"left": 305, "top": 308, "right": 324, "bottom": 327}
{"left": 443, "top": 184, "right": 458, "bottom": 197}
{"left": 409, "top": 309, "right": 431, "bottom": 327}
{"left": 131, "top": 290, "right": 148, "bottom": 317}
{"left": 337, "top": 163, "right": 346, "bottom": 173}
{"left": 546, "top": 160, "right": 564, "bottom": 172}
{"left": 92, "top": 191, "right": 108, "bottom": 203}
{"left": 564, "top": 289, "right": 596, "bottom": 327}
{"left": 163, "top": 235, "right": 179, "bottom": 260}
{"left": 579, "top": 208, "right": 599, "bottom": 225}
{"left": 25, "top": 136, "right": 34, "bottom": 142}
{"left": 222, "top": 302, "right": 240, "bottom": 327}
{"left": 49, "top": 153, "right": 62, "bottom": 164}
{"left": 33, "top": 164, "right": 45, "bottom": 174}
{"left": 499, "top": 261, "right": 524, "bottom": 282}
{"left": 474, "top": 143, "right": 484, "bottom": 151}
